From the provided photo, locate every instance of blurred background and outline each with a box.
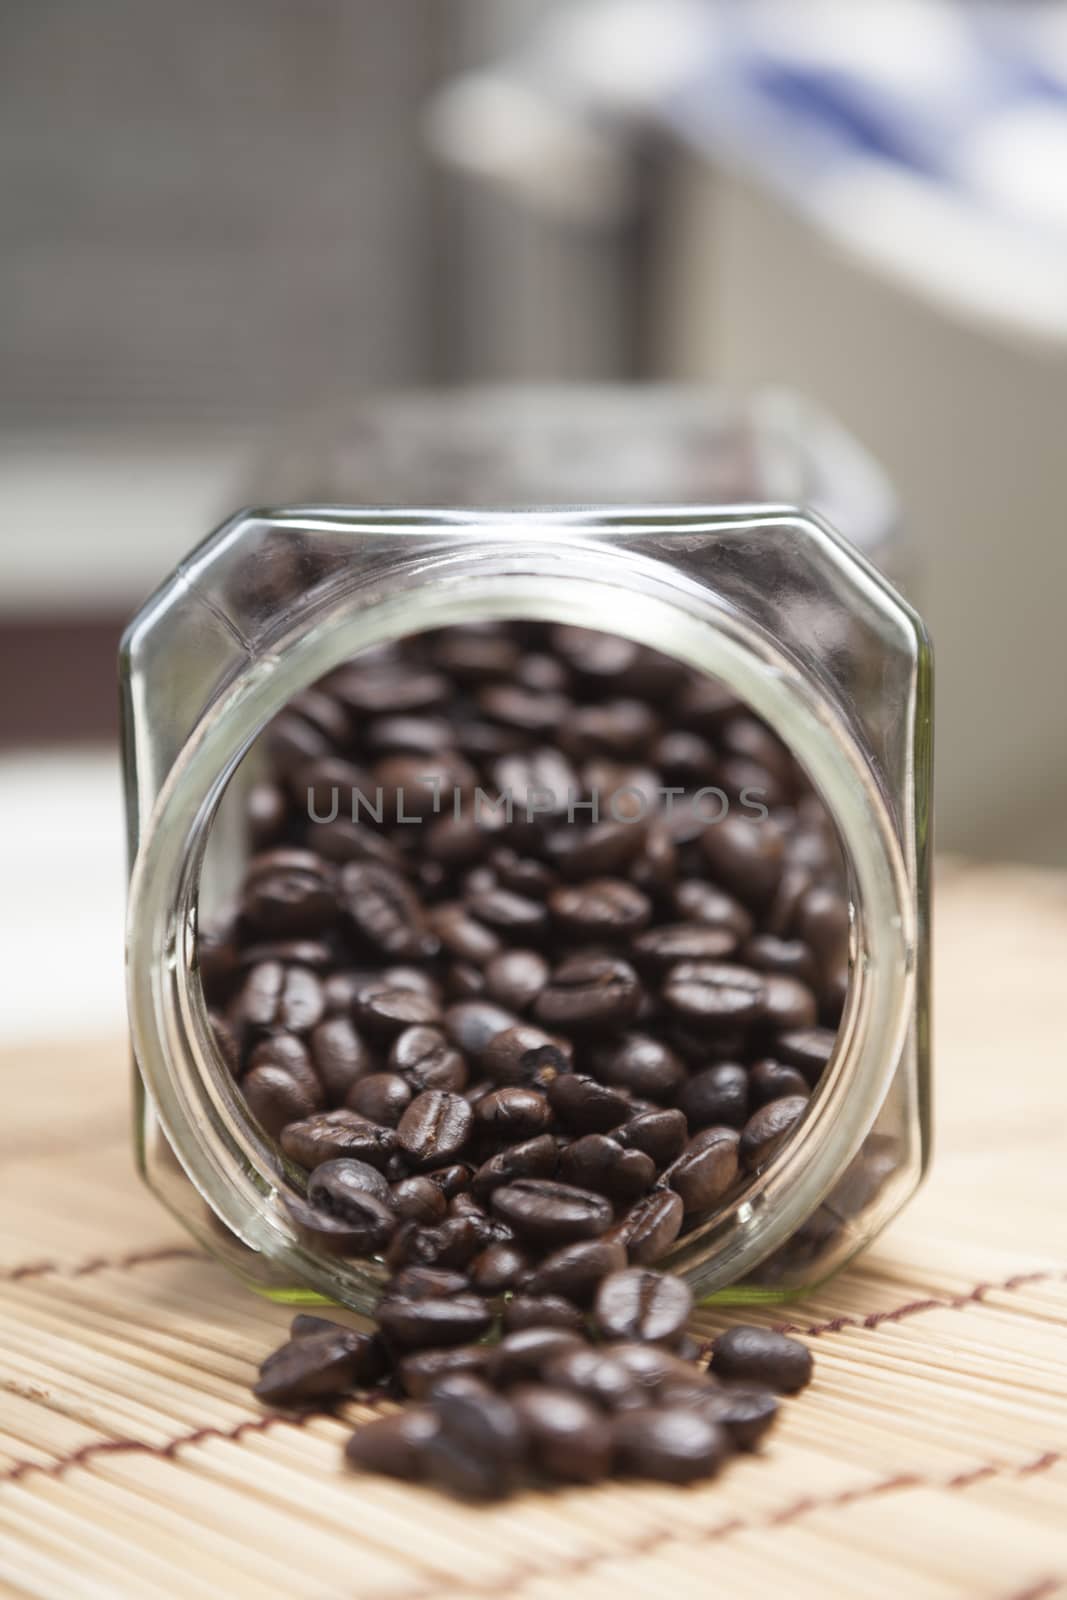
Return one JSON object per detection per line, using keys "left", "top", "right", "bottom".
{"left": 2, "top": 0, "right": 1065, "bottom": 1041}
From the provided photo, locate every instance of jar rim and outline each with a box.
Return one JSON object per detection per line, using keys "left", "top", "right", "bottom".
{"left": 126, "top": 508, "right": 917, "bottom": 1308}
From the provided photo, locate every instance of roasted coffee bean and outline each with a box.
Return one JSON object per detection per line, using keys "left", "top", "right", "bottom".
{"left": 246, "top": 781, "right": 288, "bottom": 849}
{"left": 662, "top": 961, "right": 766, "bottom": 1031}
{"left": 742, "top": 934, "right": 819, "bottom": 988}
{"left": 235, "top": 960, "right": 326, "bottom": 1034}
{"left": 471, "top": 1133, "right": 559, "bottom": 1199}
{"left": 302, "top": 1155, "right": 391, "bottom": 1208}
{"left": 397, "top": 1091, "right": 474, "bottom": 1168}
{"left": 673, "top": 880, "right": 754, "bottom": 940}
{"left": 388, "top": 1025, "right": 467, "bottom": 1093}
{"left": 463, "top": 887, "right": 548, "bottom": 942}
{"left": 390, "top": 1175, "right": 448, "bottom": 1224}
{"left": 442, "top": 999, "right": 518, "bottom": 1057}
{"left": 474, "top": 1085, "right": 552, "bottom": 1141}
{"left": 631, "top": 922, "right": 739, "bottom": 971}
{"left": 484, "top": 948, "right": 549, "bottom": 1013}
{"left": 739, "top": 1095, "right": 808, "bottom": 1172}
{"left": 490, "top": 848, "right": 555, "bottom": 898}
{"left": 590, "top": 1034, "right": 685, "bottom": 1102}
{"left": 479, "top": 683, "right": 571, "bottom": 733}
{"left": 796, "top": 885, "right": 850, "bottom": 976}
{"left": 377, "top": 1293, "right": 493, "bottom": 1351}
{"left": 243, "top": 1064, "right": 322, "bottom": 1139}
{"left": 488, "top": 1326, "right": 586, "bottom": 1386}
{"left": 284, "top": 1194, "right": 388, "bottom": 1257}
{"left": 309, "top": 1016, "right": 374, "bottom": 1103}
{"left": 427, "top": 903, "right": 501, "bottom": 965}
{"left": 612, "top": 1189, "right": 684, "bottom": 1265}
{"left": 546, "top": 1073, "right": 631, "bottom": 1134}
{"left": 493, "top": 747, "right": 578, "bottom": 816}
{"left": 701, "top": 816, "right": 785, "bottom": 909}
{"left": 365, "top": 714, "right": 454, "bottom": 755}
{"left": 345, "top": 1406, "right": 440, "bottom": 1478}
{"left": 491, "top": 1179, "right": 613, "bottom": 1245}
{"left": 375, "top": 753, "right": 476, "bottom": 822}
{"left": 548, "top": 879, "right": 652, "bottom": 938}
{"left": 501, "top": 1294, "right": 586, "bottom": 1334}
{"left": 255, "top": 1326, "right": 376, "bottom": 1407}
{"left": 354, "top": 983, "right": 441, "bottom": 1037}
{"left": 760, "top": 973, "right": 819, "bottom": 1031}
{"left": 708, "top": 1326, "right": 814, "bottom": 1392}
{"left": 524, "top": 1237, "right": 628, "bottom": 1307}
{"left": 666, "top": 1126, "right": 740, "bottom": 1214}
{"left": 423, "top": 1163, "right": 474, "bottom": 1200}
{"left": 553, "top": 818, "right": 647, "bottom": 880}
{"left": 423, "top": 1386, "right": 527, "bottom": 1499}
{"left": 677, "top": 1062, "right": 749, "bottom": 1130}
{"left": 559, "top": 1134, "right": 656, "bottom": 1202}
{"left": 280, "top": 1111, "right": 396, "bottom": 1171}
{"left": 594, "top": 1268, "right": 693, "bottom": 1345}
{"left": 347, "top": 1071, "right": 413, "bottom": 1126}
{"left": 617, "top": 1108, "right": 688, "bottom": 1168}
{"left": 749, "top": 1058, "right": 810, "bottom": 1106}
{"left": 613, "top": 1407, "right": 729, "bottom": 1483}
{"left": 241, "top": 857, "right": 337, "bottom": 939}
{"left": 699, "top": 1384, "right": 780, "bottom": 1449}
{"left": 775, "top": 1025, "right": 838, "bottom": 1083}
{"left": 306, "top": 1165, "right": 397, "bottom": 1252}
{"left": 512, "top": 1385, "right": 613, "bottom": 1482}
{"left": 208, "top": 1012, "right": 242, "bottom": 1077}
{"left": 389, "top": 1212, "right": 496, "bottom": 1271}
{"left": 563, "top": 697, "right": 659, "bottom": 760}
{"left": 388, "top": 1266, "right": 471, "bottom": 1301}
{"left": 542, "top": 1346, "right": 639, "bottom": 1411}
{"left": 398, "top": 1345, "right": 490, "bottom": 1398}
{"left": 340, "top": 862, "right": 429, "bottom": 960}
{"left": 534, "top": 953, "right": 643, "bottom": 1032}
{"left": 604, "top": 1341, "right": 695, "bottom": 1393}
{"left": 468, "top": 1241, "right": 528, "bottom": 1295}
{"left": 480, "top": 1024, "right": 570, "bottom": 1088}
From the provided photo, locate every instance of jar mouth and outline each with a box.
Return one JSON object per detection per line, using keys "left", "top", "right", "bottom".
{"left": 126, "top": 516, "right": 915, "bottom": 1308}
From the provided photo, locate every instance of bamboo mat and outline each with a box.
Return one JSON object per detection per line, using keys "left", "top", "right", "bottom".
{"left": 1, "top": 864, "right": 1065, "bottom": 1600}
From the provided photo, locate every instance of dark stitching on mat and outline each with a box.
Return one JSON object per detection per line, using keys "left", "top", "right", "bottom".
{"left": 388, "top": 1452, "right": 1063, "bottom": 1600}
{"left": 0, "top": 1396, "right": 393, "bottom": 1485}
{"left": 0, "top": 1245, "right": 204, "bottom": 1284}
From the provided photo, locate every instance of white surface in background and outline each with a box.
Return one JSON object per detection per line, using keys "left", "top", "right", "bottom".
{"left": 0, "top": 749, "right": 127, "bottom": 1041}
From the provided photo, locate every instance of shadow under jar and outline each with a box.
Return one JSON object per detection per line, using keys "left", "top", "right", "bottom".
{"left": 124, "top": 497, "right": 930, "bottom": 1313}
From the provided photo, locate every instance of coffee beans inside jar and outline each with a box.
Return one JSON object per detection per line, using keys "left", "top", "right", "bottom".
{"left": 200, "top": 621, "right": 841, "bottom": 1493}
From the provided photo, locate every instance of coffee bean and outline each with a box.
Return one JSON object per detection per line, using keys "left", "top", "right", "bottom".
{"left": 742, "top": 934, "right": 819, "bottom": 988}
{"left": 677, "top": 1062, "right": 749, "bottom": 1130}
{"left": 243, "top": 1064, "right": 321, "bottom": 1139}
{"left": 488, "top": 1326, "right": 586, "bottom": 1386}
{"left": 603, "top": 1341, "right": 694, "bottom": 1393}
{"left": 542, "top": 1346, "right": 639, "bottom": 1411}
{"left": 549, "top": 879, "right": 652, "bottom": 938}
{"left": 442, "top": 999, "right": 518, "bottom": 1057}
{"left": 423, "top": 1386, "right": 527, "bottom": 1499}
{"left": 254, "top": 1326, "right": 377, "bottom": 1406}
{"left": 470, "top": 1133, "right": 559, "bottom": 1199}
{"left": 284, "top": 1194, "right": 388, "bottom": 1258}
{"left": 546, "top": 1073, "right": 631, "bottom": 1134}
{"left": 427, "top": 903, "right": 501, "bottom": 965}
{"left": 353, "top": 983, "right": 441, "bottom": 1036}
{"left": 388, "top": 1025, "right": 468, "bottom": 1093}
{"left": 468, "top": 1241, "right": 528, "bottom": 1295}
{"left": 479, "top": 683, "right": 571, "bottom": 734}
{"left": 306, "top": 1165, "right": 397, "bottom": 1252}
{"left": 423, "top": 1163, "right": 474, "bottom": 1200}
{"left": 390, "top": 1175, "right": 448, "bottom": 1224}
{"left": 594, "top": 1268, "right": 693, "bottom": 1345}
{"left": 484, "top": 949, "right": 549, "bottom": 1013}
{"left": 749, "top": 1058, "right": 810, "bottom": 1106}
{"left": 377, "top": 1293, "right": 493, "bottom": 1350}
{"left": 479, "top": 1024, "right": 571, "bottom": 1088}
{"left": 501, "top": 1294, "right": 585, "bottom": 1334}
{"left": 554, "top": 819, "right": 647, "bottom": 880}
{"left": 739, "top": 1095, "right": 808, "bottom": 1172}
{"left": 388, "top": 1266, "right": 471, "bottom": 1301}
{"left": 241, "top": 856, "right": 337, "bottom": 939}
{"left": 708, "top": 1326, "right": 814, "bottom": 1392}
{"left": 512, "top": 1385, "right": 613, "bottom": 1482}
{"left": 235, "top": 960, "right": 326, "bottom": 1034}
{"left": 662, "top": 961, "right": 767, "bottom": 1031}
{"left": 775, "top": 1025, "right": 837, "bottom": 1083}
{"left": 490, "top": 1179, "right": 613, "bottom": 1245}
{"left": 617, "top": 1108, "right": 688, "bottom": 1167}
{"left": 340, "top": 862, "right": 429, "bottom": 959}
{"left": 397, "top": 1091, "right": 474, "bottom": 1168}
{"left": 699, "top": 1384, "right": 779, "bottom": 1450}
{"left": 345, "top": 1406, "right": 440, "bottom": 1478}
{"left": 589, "top": 1034, "right": 685, "bottom": 1102}
{"left": 612, "top": 1189, "right": 684, "bottom": 1264}
{"left": 614, "top": 1407, "right": 729, "bottom": 1483}
{"left": 701, "top": 816, "right": 785, "bottom": 909}
{"left": 796, "top": 885, "right": 850, "bottom": 976}
{"left": 761, "top": 973, "right": 819, "bottom": 1031}
{"left": 631, "top": 922, "right": 739, "bottom": 971}
{"left": 490, "top": 849, "right": 555, "bottom": 898}
{"left": 522, "top": 1237, "right": 626, "bottom": 1307}
{"left": 347, "top": 1072, "right": 413, "bottom": 1126}
{"left": 474, "top": 1085, "right": 552, "bottom": 1141}
{"left": 666, "top": 1127, "right": 740, "bottom": 1213}
{"left": 398, "top": 1345, "right": 490, "bottom": 1398}
{"left": 672, "top": 879, "right": 754, "bottom": 940}
{"left": 279, "top": 1111, "right": 397, "bottom": 1171}
{"left": 309, "top": 1016, "right": 374, "bottom": 1103}
{"left": 559, "top": 1134, "right": 656, "bottom": 1202}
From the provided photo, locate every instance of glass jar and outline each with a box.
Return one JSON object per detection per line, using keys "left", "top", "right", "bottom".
{"left": 122, "top": 392, "right": 930, "bottom": 1313}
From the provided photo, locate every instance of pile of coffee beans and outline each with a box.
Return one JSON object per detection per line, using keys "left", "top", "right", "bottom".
{"left": 199, "top": 621, "right": 842, "bottom": 1493}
